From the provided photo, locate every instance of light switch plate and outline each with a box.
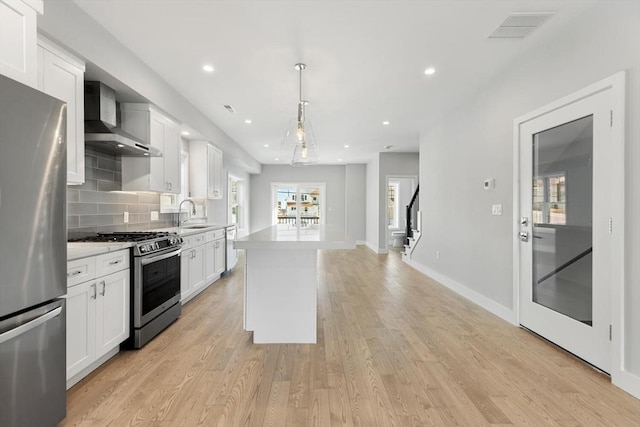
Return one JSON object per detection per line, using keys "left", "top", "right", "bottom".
{"left": 151, "top": 211, "right": 159, "bottom": 221}
{"left": 124, "top": 212, "right": 129, "bottom": 223}
{"left": 492, "top": 204, "right": 503, "bottom": 215}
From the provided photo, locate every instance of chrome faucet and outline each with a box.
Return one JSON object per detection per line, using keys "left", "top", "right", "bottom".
{"left": 178, "top": 199, "right": 197, "bottom": 227}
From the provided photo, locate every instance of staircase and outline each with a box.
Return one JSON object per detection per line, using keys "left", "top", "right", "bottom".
{"left": 402, "top": 211, "right": 421, "bottom": 261}
{"left": 402, "top": 185, "right": 421, "bottom": 262}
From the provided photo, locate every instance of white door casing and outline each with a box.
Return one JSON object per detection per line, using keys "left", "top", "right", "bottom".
{"left": 513, "top": 72, "right": 629, "bottom": 390}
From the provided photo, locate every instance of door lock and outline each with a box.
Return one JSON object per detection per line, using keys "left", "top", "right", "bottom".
{"left": 519, "top": 232, "right": 529, "bottom": 242}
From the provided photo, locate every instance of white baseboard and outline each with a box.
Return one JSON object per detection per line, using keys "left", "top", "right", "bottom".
{"left": 364, "top": 241, "right": 388, "bottom": 254}
{"left": 356, "top": 240, "right": 367, "bottom": 246}
{"left": 613, "top": 369, "right": 640, "bottom": 399}
{"left": 404, "top": 258, "right": 516, "bottom": 325}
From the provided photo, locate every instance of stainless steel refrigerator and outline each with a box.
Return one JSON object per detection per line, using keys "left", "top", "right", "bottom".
{"left": 0, "top": 75, "right": 67, "bottom": 426}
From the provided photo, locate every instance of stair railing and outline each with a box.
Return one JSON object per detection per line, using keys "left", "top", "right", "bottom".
{"left": 405, "top": 184, "right": 419, "bottom": 246}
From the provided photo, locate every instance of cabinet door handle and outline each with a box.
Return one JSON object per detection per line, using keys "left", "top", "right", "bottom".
{"left": 68, "top": 270, "right": 83, "bottom": 277}
{"left": 108, "top": 259, "right": 122, "bottom": 265}
{"left": 91, "top": 283, "right": 97, "bottom": 300}
{"left": 100, "top": 280, "right": 106, "bottom": 296}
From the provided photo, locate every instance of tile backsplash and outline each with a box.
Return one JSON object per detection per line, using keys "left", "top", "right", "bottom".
{"left": 67, "top": 148, "right": 175, "bottom": 238}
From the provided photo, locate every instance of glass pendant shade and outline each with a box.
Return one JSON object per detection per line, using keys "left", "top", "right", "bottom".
{"left": 281, "top": 63, "right": 318, "bottom": 165}
{"left": 291, "top": 139, "right": 318, "bottom": 166}
{"left": 281, "top": 103, "right": 316, "bottom": 150}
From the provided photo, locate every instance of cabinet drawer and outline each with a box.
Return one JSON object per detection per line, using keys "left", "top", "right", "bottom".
{"left": 95, "top": 250, "right": 130, "bottom": 277}
{"left": 67, "top": 257, "right": 96, "bottom": 288}
{"left": 183, "top": 232, "right": 206, "bottom": 249}
{"left": 205, "top": 229, "right": 225, "bottom": 242}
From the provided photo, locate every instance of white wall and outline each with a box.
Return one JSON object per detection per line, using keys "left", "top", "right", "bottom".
{"left": 345, "top": 164, "right": 366, "bottom": 242}
{"left": 37, "top": 1, "right": 260, "bottom": 175}
{"left": 412, "top": 1, "right": 640, "bottom": 377}
{"left": 365, "top": 156, "right": 380, "bottom": 251}
{"left": 249, "top": 165, "right": 347, "bottom": 233}
{"left": 205, "top": 167, "right": 251, "bottom": 228}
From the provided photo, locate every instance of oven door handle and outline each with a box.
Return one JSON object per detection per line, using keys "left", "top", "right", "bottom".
{"left": 140, "top": 248, "right": 182, "bottom": 265}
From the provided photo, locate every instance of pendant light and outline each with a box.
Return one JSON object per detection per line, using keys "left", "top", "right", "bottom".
{"left": 282, "top": 63, "right": 318, "bottom": 166}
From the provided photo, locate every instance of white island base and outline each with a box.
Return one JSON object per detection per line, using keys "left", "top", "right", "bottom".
{"left": 244, "top": 248, "right": 317, "bottom": 343}
{"left": 235, "top": 225, "right": 355, "bottom": 344}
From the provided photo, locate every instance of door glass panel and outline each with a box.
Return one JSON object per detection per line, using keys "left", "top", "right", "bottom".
{"left": 532, "top": 115, "right": 593, "bottom": 325}
{"left": 275, "top": 185, "right": 297, "bottom": 225}
{"left": 299, "top": 186, "right": 321, "bottom": 226}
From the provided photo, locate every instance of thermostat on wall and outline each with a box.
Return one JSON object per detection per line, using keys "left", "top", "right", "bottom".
{"left": 483, "top": 178, "right": 495, "bottom": 191}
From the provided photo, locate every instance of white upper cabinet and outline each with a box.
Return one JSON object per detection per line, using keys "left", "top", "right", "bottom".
{"left": 0, "top": 0, "right": 42, "bottom": 88}
{"left": 189, "top": 140, "right": 223, "bottom": 199}
{"left": 120, "top": 103, "right": 181, "bottom": 194}
{"left": 37, "top": 36, "right": 85, "bottom": 185}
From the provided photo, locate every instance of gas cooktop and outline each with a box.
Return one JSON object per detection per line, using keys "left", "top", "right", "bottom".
{"left": 69, "top": 231, "right": 176, "bottom": 243}
{"left": 69, "top": 231, "right": 183, "bottom": 256}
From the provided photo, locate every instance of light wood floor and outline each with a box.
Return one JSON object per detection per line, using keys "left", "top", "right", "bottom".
{"left": 62, "top": 246, "right": 639, "bottom": 426}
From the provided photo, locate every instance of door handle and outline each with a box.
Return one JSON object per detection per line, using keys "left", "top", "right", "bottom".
{"left": 100, "top": 280, "right": 106, "bottom": 296}
{"left": 0, "top": 306, "right": 62, "bottom": 344}
{"left": 519, "top": 232, "right": 529, "bottom": 242}
{"left": 91, "top": 283, "right": 97, "bottom": 299}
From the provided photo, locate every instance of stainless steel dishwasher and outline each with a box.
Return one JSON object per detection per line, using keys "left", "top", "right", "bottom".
{"left": 225, "top": 225, "right": 238, "bottom": 273}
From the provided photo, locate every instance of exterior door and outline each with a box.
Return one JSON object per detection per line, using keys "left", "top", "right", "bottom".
{"left": 272, "top": 183, "right": 325, "bottom": 226}
{"left": 517, "top": 87, "right": 613, "bottom": 373}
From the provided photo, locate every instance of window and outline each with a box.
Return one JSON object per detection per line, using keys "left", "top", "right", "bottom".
{"left": 387, "top": 182, "right": 399, "bottom": 229}
{"left": 228, "top": 175, "right": 245, "bottom": 229}
{"left": 533, "top": 173, "right": 566, "bottom": 225}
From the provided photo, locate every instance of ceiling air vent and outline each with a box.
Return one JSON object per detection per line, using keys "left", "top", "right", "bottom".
{"left": 488, "top": 12, "right": 555, "bottom": 39}
{"left": 223, "top": 104, "right": 236, "bottom": 113}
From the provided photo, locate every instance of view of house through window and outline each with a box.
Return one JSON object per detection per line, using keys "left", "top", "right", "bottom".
{"left": 533, "top": 173, "right": 566, "bottom": 224}
{"left": 272, "top": 183, "right": 325, "bottom": 226}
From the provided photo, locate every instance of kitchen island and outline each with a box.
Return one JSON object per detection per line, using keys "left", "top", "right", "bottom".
{"left": 234, "top": 224, "right": 355, "bottom": 344}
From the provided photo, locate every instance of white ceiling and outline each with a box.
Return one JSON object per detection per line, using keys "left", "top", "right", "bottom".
{"left": 73, "top": 0, "right": 597, "bottom": 166}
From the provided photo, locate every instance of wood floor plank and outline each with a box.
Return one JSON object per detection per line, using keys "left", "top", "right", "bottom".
{"left": 60, "top": 247, "right": 640, "bottom": 426}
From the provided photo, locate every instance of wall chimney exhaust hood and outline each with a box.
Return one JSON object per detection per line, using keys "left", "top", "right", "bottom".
{"left": 84, "top": 81, "right": 162, "bottom": 157}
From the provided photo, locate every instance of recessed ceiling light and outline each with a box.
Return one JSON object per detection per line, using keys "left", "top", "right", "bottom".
{"left": 382, "top": 121, "right": 390, "bottom": 126}
{"left": 181, "top": 131, "right": 190, "bottom": 136}
{"left": 144, "top": 153, "right": 150, "bottom": 156}
{"left": 424, "top": 67, "right": 436, "bottom": 75}
{"left": 116, "top": 144, "right": 124, "bottom": 148}
{"left": 264, "top": 144, "right": 269, "bottom": 148}
{"left": 337, "top": 158, "right": 343, "bottom": 162}
{"left": 202, "top": 64, "right": 214, "bottom": 73}
{"left": 245, "top": 119, "right": 252, "bottom": 124}
{"left": 274, "top": 157, "right": 279, "bottom": 161}
{"left": 344, "top": 145, "right": 349, "bottom": 148}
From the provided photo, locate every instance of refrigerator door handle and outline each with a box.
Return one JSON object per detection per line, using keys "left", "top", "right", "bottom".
{"left": 0, "top": 306, "right": 62, "bottom": 344}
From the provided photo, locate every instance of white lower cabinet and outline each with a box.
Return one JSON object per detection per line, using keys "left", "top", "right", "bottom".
{"left": 66, "top": 250, "right": 130, "bottom": 388}
{"left": 181, "top": 228, "right": 226, "bottom": 304}
{"left": 207, "top": 230, "right": 226, "bottom": 281}
{"left": 180, "top": 232, "right": 206, "bottom": 302}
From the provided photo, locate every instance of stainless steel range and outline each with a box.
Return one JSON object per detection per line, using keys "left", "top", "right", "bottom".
{"left": 70, "top": 232, "right": 183, "bottom": 348}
